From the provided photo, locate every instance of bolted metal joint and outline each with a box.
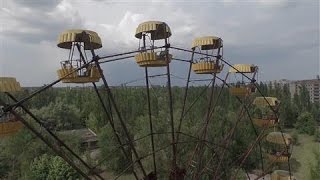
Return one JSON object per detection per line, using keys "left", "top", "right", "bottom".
{"left": 93, "top": 55, "right": 100, "bottom": 62}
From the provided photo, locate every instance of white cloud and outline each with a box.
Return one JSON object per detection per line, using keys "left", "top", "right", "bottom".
{"left": 0, "top": 0, "right": 84, "bottom": 43}
{"left": 0, "top": 0, "right": 319, "bottom": 86}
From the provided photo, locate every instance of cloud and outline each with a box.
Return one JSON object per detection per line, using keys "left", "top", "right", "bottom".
{"left": 0, "top": 0, "right": 84, "bottom": 43}
{"left": 0, "top": 0, "right": 319, "bottom": 86}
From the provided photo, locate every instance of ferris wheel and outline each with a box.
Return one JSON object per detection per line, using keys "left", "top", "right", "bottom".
{"left": 0, "top": 20, "right": 295, "bottom": 180}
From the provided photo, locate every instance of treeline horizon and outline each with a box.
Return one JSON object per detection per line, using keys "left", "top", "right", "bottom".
{"left": 0, "top": 82, "right": 319, "bottom": 179}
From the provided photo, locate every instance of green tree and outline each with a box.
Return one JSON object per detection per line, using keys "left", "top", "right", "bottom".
{"left": 31, "top": 99, "right": 83, "bottom": 130}
{"left": 280, "top": 101, "right": 299, "bottom": 128}
{"left": 295, "top": 112, "right": 317, "bottom": 135}
{"left": 4, "top": 84, "right": 312, "bottom": 178}
{"left": 47, "top": 156, "right": 80, "bottom": 180}
{"left": 0, "top": 128, "right": 49, "bottom": 179}
{"left": 300, "top": 86, "right": 311, "bottom": 111}
{"left": 29, "top": 154, "right": 79, "bottom": 180}
{"left": 29, "top": 154, "right": 51, "bottom": 180}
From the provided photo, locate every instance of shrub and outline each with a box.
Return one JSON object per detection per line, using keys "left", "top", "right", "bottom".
{"left": 295, "top": 112, "right": 316, "bottom": 135}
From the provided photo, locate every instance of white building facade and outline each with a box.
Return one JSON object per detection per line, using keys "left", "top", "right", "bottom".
{"left": 269, "top": 77, "right": 320, "bottom": 103}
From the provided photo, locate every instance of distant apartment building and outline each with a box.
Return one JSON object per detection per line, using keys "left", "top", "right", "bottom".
{"left": 269, "top": 76, "right": 320, "bottom": 103}
{"left": 289, "top": 78, "right": 320, "bottom": 103}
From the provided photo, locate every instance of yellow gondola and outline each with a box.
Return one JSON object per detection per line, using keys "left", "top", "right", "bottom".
{"left": 253, "top": 97, "right": 280, "bottom": 127}
{"left": 0, "top": 121, "right": 23, "bottom": 138}
{"left": 229, "top": 85, "right": 253, "bottom": 96}
{"left": 271, "top": 170, "right": 295, "bottom": 180}
{"left": 0, "top": 77, "right": 21, "bottom": 92}
{"left": 192, "top": 62, "right": 224, "bottom": 74}
{"left": 266, "top": 153, "right": 290, "bottom": 163}
{"left": 57, "top": 29, "right": 102, "bottom": 83}
{"left": 253, "top": 97, "right": 280, "bottom": 107}
{"left": 135, "top": 21, "right": 172, "bottom": 67}
{"left": 228, "top": 64, "right": 257, "bottom": 97}
{"left": 266, "top": 132, "right": 292, "bottom": 163}
{"left": 191, "top": 36, "right": 224, "bottom": 74}
{"left": 0, "top": 77, "right": 23, "bottom": 137}
{"left": 253, "top": 118, "right": 277, "bottom": 128}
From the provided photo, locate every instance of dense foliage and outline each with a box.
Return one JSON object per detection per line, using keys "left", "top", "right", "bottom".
{"left": 0, "top": 82, "right": 319, "bottom": 179}
{"left": 295, "top": 112, "right": 317, "bottom": 135}
{"left": 29, "top": 154, "right": 79, "bottom": 180}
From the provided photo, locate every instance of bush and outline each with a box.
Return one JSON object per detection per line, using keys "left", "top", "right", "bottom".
{"left": 295, "top": 112, "right": 317, "bottom": 135}
{"left": 29, "top": 154, "right": 79, "bottom": 180}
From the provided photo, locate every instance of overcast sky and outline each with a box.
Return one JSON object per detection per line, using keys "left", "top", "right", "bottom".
{"left": 0, "top": 0, "right": 319, "bottom": 87}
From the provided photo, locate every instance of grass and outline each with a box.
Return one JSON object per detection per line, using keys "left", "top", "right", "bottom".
{"left": 288, "top": 128, "right": 320, "bottom": 179}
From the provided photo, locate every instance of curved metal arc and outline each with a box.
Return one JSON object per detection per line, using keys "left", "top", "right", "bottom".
{"left": 212, "top": 71, "right": 258, "bottom": 178}
{"left": 2, "top": 37, "right": 291, "bottom": 179}
{"left": 241, "top": 96, "right": 266, "bottom": 177}
{"left": 212, "top": 96, "right": 253, "bottom": 178}
{"left": 113, "top": 139, "right": 207, "bottom": 180}
{"left": 217, "top": 74, "right": 265, "bottom": 178}
{"left": 99, "top": 55, "right": 135, "bottom": 64}
{"left": 253, "top": 84, "right": 292, "bottom": 179}
{"left": 230, "top": 127, "right": 267, "bottom": 180}
{"left": 193, "top": 73, "right": 230, "bottom": 175}
{"left": 253, "top": 148, "right": 292, "bottom": 180}
{"left": 189, "top": 72, "right": 228, "bottom": 177}
{"left": 215, "top": 130, "right": 268, "bottom": 179}
{"left": 5, "top": 46, "right": 164, "bottom": 112}
{"left": 212, "top": 78, "right": 276, "bottom": 180}
{"left": 97, "top": 45, "right": 166, "bottom": 61}
{"left": 171, "top": 80, "right": 214, "bottom": 176}
{"left": 94, "top": 130, "right": 219, "bottom": 168}
{"left": 170, "top": 46, "right": 255, "bottom": 82}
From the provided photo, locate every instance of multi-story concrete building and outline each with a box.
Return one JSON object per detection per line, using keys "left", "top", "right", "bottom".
{"left": 268, "top": 76, "right": 320, "bottom": 103}
{"left": 289, "top": 77, "right": 320, "bottom": 103}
